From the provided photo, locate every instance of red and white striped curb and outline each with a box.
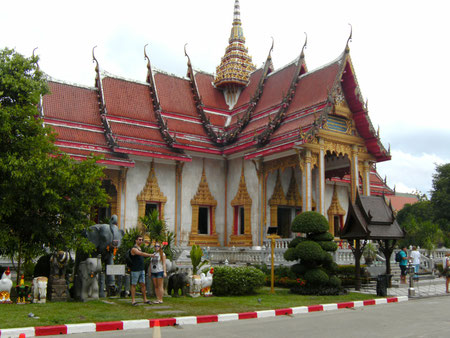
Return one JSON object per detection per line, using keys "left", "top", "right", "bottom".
{"left": 0, "top": 296, "right": 408, "bottom": 337}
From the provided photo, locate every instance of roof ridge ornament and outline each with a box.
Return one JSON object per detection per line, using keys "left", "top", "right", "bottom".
{"left": 346, "top": 23, "right": 353, "bottom": 53}
{"left": 300, "top": 32, "right": 308, "bottom": 59}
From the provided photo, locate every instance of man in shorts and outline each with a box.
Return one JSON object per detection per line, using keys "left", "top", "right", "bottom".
{"left": 130, "top": 235, "right": 154, "bottom": 305}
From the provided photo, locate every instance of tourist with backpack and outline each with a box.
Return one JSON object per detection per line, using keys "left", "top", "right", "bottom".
{"left": 397, "top": 246, "right": 409, "bottom": 284}
{"left": 130, "top": 235, "right": 154, "bottom": 306}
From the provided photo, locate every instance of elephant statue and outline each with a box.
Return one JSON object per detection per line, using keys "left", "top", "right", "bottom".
{"left": 79, "top": 215, "right": 124, "bottom": 295}
{"left": 76, "top": 256, "right": 102, "bottom": 301}
{"left": 50, "top": 251, "right": 70, "bottom": 278}
{"left": 168, "top": 272, "right": 190, "bottom": 297}
{"left": 32, "top": 277, "right": 48, "bottom": 303}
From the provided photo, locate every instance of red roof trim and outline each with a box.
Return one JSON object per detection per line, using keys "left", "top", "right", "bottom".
{"left": 115, "top": 135, "right": 168, "bottom": 148}
{"left": 114, "top": 147, "right": 191, "bottom": 162}
{"left": 55, "top": 141, "right": 112, "bottom": 154}
{"left": 173, "top": 144, "right": 223, "bottom": 155}
{"left": 244, "top": 141, "right": 296, "bottom": 160}
{"left": 162, "top": 112, "right": 203, "bottom": 125}
{"left": 107, "top": 116, "right": 160, "bottom": 129}
{"left": 223, "top": 139, "right": 258, "bottom": 155}
{"left": 68, "top": 154, "right": 135, "bottom": 168}
{"left": 44, "top": 118, "right": 104, "bottom": 132}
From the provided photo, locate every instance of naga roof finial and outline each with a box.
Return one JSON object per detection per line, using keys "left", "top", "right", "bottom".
{"left": 346, "top": 24, "right": 353, "bottom": 52}
{"left": 301, "top": 32, "right": 308, "bottom": 58}
{"left": 92, "top": 46, "right": 99, "bottom": 71}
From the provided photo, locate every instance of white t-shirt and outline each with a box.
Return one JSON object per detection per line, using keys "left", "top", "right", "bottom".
{"left": 150, "top": 252, "right": 165, "bottom": 273}
{"left": 410, "top": 250, "right": 420, "bottom": 265}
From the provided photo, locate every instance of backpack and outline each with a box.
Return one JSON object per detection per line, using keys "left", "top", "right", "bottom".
{"left": 395, "top": 251, "right": 402, "bottom": 263}
{"left": 125, "top": 248, "right": 133, "bottom": 267}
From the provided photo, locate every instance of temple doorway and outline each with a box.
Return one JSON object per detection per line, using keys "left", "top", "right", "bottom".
{"left": 277, "top": 207, "right": 292, "bottom": 238}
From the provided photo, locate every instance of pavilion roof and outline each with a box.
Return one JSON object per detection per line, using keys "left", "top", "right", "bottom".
{"left": 340, "top": 193, "right": 405, "bottom": 240}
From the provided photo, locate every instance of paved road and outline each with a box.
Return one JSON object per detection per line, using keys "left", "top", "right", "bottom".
{"left": 45, "top": 295, "right": 450, "bottom": 338}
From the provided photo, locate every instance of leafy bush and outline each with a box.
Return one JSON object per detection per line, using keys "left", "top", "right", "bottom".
{"left": 190, "top": 244, "right": 209, "bottom": 275}
{"left": 287, "top": 236, "right": 305, "bottom": 248}
{"left": 304, "top": 268, "right": 329, "bottom": 285}
{"left": 318, "top": 240, "right": 338, "bottom": 252}
{"left": 291, "top": 211, "right": 329, "bottom": 233}
{"left": 309, "top": 232, "right": 334, "bottom": 241}
{"left": 211, "top": 266, "right": 265, "bottom": 296}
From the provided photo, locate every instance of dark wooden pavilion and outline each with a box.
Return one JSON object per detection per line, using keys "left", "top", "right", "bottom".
{"left": 340, "top": 192, "right": 405, "bottom": 290}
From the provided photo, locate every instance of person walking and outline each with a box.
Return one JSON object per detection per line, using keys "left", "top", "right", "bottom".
{"left": 150, "top": 242, "right": 167, "bottom": 304}
{"left": 410, "top": 246, "right": 421, "bottom": 278}
{"left": 130, "top": 235, "right": 154, "bottom": 306}
{"left": 399, "top": 246, "right": 409, "bottom": 284}
{"left": 443, "top": 253, "right": 450, "bottom": 293}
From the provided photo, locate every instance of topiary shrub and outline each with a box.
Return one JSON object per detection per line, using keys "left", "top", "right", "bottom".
{"left": 291, "top": 211, "right": 329, "bottom": 233}
{"left": 211, "top": 266, "right": 265, "bottom": 296}
{"left": 285, "top": 211, "right": 342, "bottom": 295}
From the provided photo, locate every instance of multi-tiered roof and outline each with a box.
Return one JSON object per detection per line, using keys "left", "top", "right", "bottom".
{"left": 41, "top": 1, "right": 391, "bottom": 188}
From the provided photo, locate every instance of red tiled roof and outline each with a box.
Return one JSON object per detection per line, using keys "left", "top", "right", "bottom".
{"left": 102, "top": 77, "right": 157, "bottom": 122}
{"left": 387, "top": 195, "right": 419, "bottom": 211}
{"left": 235, "top": 69, "right": 264, "bottom": 108}
{"left": 253, "top": 64, "right": 296, "bottom": 114}
{"left": 44, "top": 82, "right": 101, "bottom": 126}
{"left": 195, "top": 72, "right": 228, "bottom": 111}
{"left": 286, "top": 62, "right": 339, "bottom": 115}
{"left": 155, "top": 73, "right": 197, "bottom": 117}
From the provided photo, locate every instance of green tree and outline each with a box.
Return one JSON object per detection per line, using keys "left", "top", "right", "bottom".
{"left": 0, "top": 48, "right": 108, "bottom": 281}
{"left": 431, "top": 163, "right": 450, "bottom": 246}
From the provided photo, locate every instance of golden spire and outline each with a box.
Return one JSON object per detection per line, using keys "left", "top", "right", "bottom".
{"left": 214, "top": 0, "right": 256, "bottom": 90}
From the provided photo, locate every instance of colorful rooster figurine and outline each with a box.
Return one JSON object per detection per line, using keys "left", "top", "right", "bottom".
{"left": 16, "top": 275, "right": 30, "bottom": 304}
{"left": 0, "top": 267, "right": 13, "bottom": 303}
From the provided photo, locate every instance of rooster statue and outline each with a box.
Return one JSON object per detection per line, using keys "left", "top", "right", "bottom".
{"left": 0, "top": 267, "right": 13, "bottom": 303}
{"left": 200, "top": 267, "right": 214, "bottom": 296}
{"left": 16, "top": 275, "right": 30, "bottom": 304}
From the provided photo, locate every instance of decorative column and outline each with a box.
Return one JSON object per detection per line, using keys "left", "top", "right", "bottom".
{"left": 350, "top": 146, "right": 359, "bottom": 203}
{"left": 362, "top": 161, "right": 371, "bottom": 196}
{"left": 301, "top": 150, "right": 313, "bottom": 211}
{"left": 318, "top": 139, "right": 326, "bottom": 215}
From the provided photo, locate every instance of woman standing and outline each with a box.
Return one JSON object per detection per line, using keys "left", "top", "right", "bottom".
{"left": 444, "top": 253, "right": 450, "bottom": 293}
{"left": 150, "top": 242, "right": 167, "bottom": 303}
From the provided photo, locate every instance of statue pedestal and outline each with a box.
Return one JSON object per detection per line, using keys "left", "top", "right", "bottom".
{"left": 48, "top": 276, "right": 68, "bottom": 302}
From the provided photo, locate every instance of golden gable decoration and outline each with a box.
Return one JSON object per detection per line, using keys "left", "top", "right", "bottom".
{"left": 268, "top": 170, "right": 287, "bottom": 227}
{"left": 285, "top": 168, "right": 302, "bottom": 208}
{"left": 230, "top": 164, "right": 253, "bottom": 246}
{"left": 137, "top": 162, "right": 167, "bottom": 228}
{"left": 189, "top": 166, "right": 219, "bottom": 246}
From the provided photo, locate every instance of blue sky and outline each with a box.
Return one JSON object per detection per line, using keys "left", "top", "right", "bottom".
{"left": 3, "top": 0, "right": 449, "bottom": 196}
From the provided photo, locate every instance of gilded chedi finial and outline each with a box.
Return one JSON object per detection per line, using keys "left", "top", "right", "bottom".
{"left": 214, "top": 0, "right": 256, "bottom": 90}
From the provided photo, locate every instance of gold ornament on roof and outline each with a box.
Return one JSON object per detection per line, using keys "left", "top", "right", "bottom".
{"left": 214, "top": 0, "right": 256, "bottom": 88}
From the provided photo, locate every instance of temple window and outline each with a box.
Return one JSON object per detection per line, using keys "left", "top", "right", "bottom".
{"left": 137, "top": 162, "right": 167, "bottom": 230}
{"left": 189, "top": 165, "right": 219, "bottom": 246}
{"left": 229, "top": 164, "right": 253, "bottom": 246}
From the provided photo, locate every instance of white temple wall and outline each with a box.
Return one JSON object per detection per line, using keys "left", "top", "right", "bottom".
{"left": 246, "top": 161, "right": 260, "bottom": 245}
{"left": 154, "top": 162, "right": 176, "bottom": 233}
{"left": 123, "top": 161, "right": 149, "bottom": 230}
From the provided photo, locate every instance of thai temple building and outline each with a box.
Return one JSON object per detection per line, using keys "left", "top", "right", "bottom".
{"left": 41, "top": 0, "right": 393, "bottom": 248}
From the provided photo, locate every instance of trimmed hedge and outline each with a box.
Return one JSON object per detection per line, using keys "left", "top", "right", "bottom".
{"left": 211, "top": 266, "right": 265, "bottom": 296}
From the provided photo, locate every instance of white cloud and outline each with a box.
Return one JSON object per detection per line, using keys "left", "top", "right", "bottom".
{"left": 377, "top": 150, "right": 450, "bottom": 196}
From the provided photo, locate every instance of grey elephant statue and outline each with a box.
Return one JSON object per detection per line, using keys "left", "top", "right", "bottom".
{"left": 75, "top": 256, "right": 102, "bottom": 301}
{"left": 168, "top": 272, "right": 190, "bottom": 297}
{"left": 82, "top": 215, "right": 124, "bottom": 295}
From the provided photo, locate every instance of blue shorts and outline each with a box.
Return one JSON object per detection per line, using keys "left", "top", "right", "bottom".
{"left": 131, "top": 270, "right": 145, "bottom": 285}
{"left": 151, "top": 271, "right": 164, "bottom": 278}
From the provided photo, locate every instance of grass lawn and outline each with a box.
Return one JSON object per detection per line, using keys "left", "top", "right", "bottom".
{"left": 0, "top": 287, "right": 378, "bottom": 329}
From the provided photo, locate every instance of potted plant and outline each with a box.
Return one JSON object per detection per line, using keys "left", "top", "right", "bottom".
{"left": 363, "top": 242, "right": 378, "bottom": 266}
